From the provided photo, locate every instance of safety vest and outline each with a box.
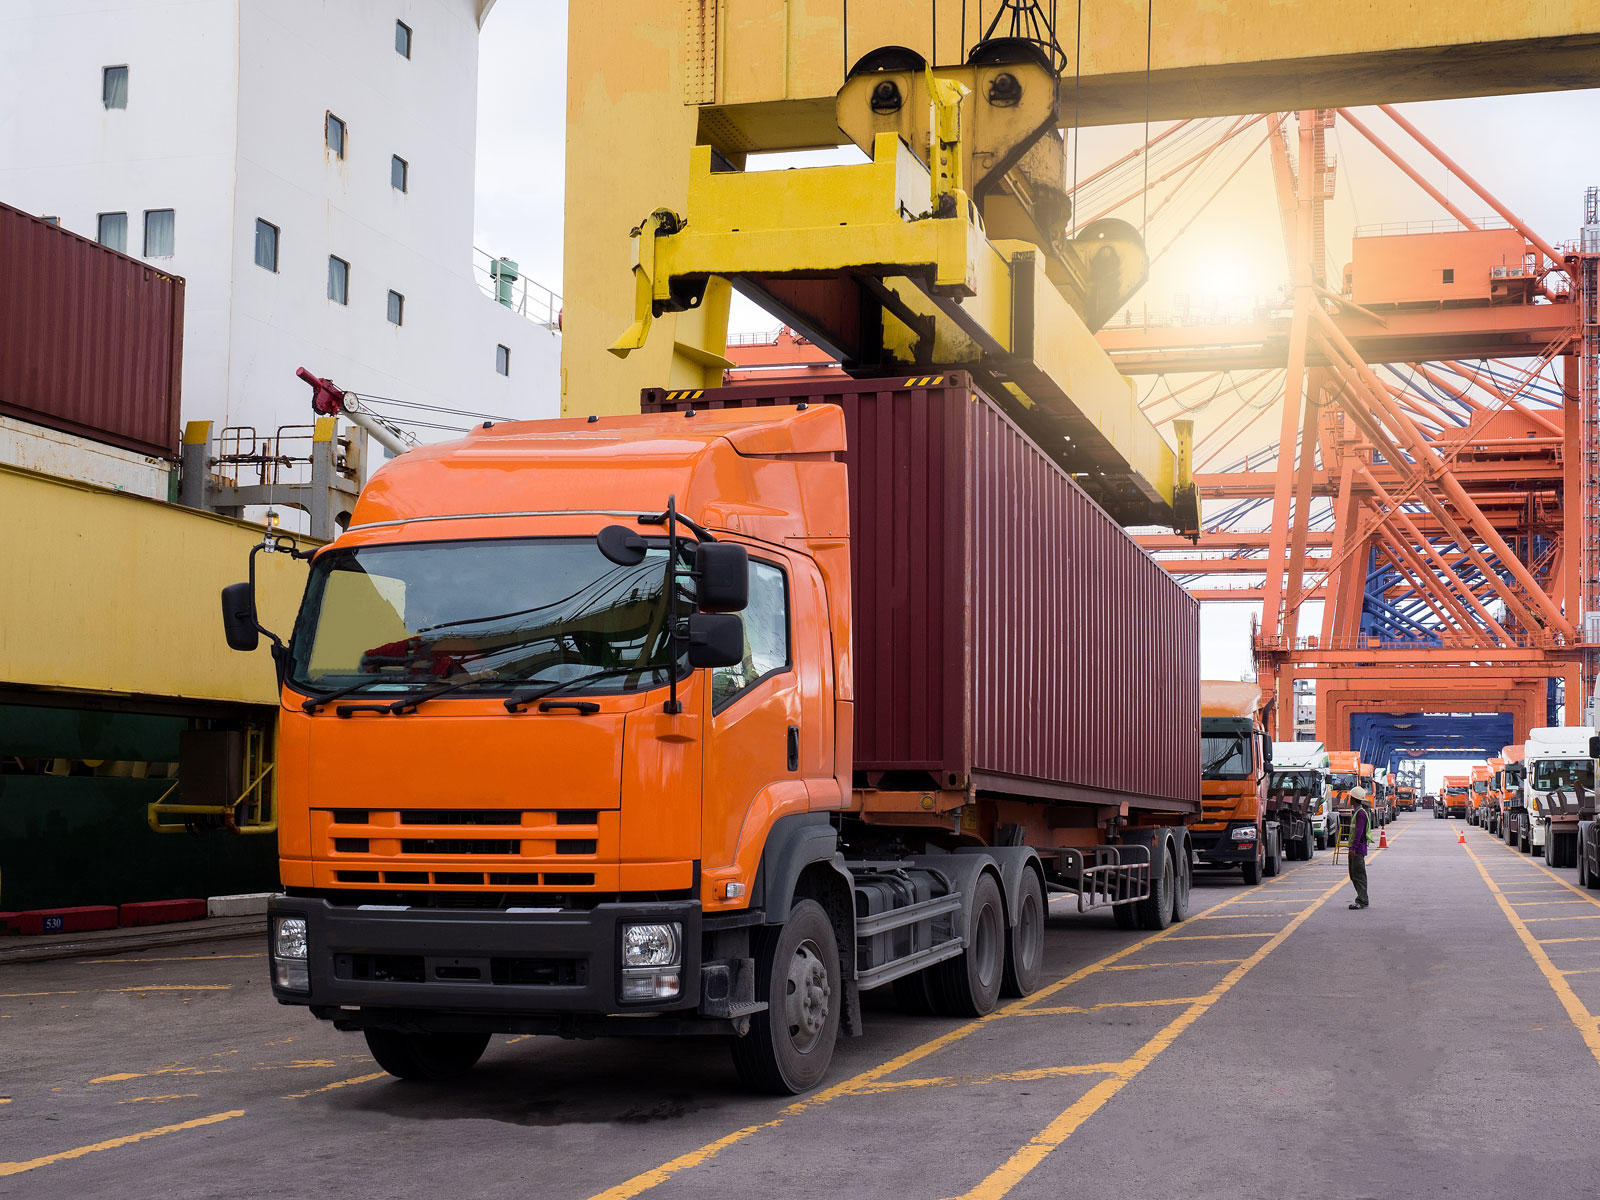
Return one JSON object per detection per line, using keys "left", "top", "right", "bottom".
{"left": 1349, "top": 807, "right": 1372, "bottom": 854}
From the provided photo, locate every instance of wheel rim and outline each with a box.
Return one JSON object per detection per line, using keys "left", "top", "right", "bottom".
{"left": 974, "top": 896, "right": 1003, "bottom": 989}
{"left": 784, "top": 939, "right": 832, "bottom": 1054}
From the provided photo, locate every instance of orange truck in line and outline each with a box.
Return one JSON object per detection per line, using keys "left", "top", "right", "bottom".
{"left": 1440, "top": 775, "right": 1471, "bottom": 820}
{"left": 222, "top": 378, "right": 1203, "bottom": 1093}
{"left": 1480, "top": 759, "right": 1505, "bottom": 834}
{"left": 1495, "top": 746, "right": 1526, "bottom": 845}
{"left": 1469, "top": 764, "right": 1493, "bottom": 827}
{"left": 1195, "top": 683, "right": 1316, "bottom": 883}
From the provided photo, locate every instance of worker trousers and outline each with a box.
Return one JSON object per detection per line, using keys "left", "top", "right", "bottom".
{"left": 1348, "top": 852, "right": 1369, "bottom": 906}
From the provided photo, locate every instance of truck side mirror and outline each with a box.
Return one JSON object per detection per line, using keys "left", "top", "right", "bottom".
{"left": 696, "top": 542, "right": 749, "bottom": 612}
{"left": 597, "top": 524, "right": 648, "bottom": 566}
{"left": 686, "top": 612, "right": 744, "bottom": 667}
{"left": 1590, "top": 735, "right": 1599, "bottom": 759}
{"left": 221, "top": 582, "right": 260, "bottom": 652}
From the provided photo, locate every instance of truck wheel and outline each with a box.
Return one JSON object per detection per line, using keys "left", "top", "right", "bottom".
{"left": 1136, "top": 844, "right": 1176, "bottom": 931}
{"left": 1264, "top": 832, "right": 1281, "bottom": 878}
{"left": 363, "top": 1030, "right": 490, "bottom": 1082}
{"left": 731, "top": 899, "right": 840, "bottom": 1094}
{"left": 1304, "top": 830, "right": 1316, "bottom": 861}
{"left": 1579, "top": 851, "right": 1590, "bottom": 889}
{"left": 1170, "top": 843, "right": 1192, "bottom": 922}
{"left": 1585, "top": 851, "right": 1600, "bottom": 891}
{"left": 1112, "top": 901, "right": 1140, "bottom": 930}
{"left": 1001, "top": 869, "right": 1046, "bottom": 997}
{"left": 1242, "top": 842, "right": 1263, "bottom": 886}
{"left": 934, "top": 873, "right": 1005, "bottom": 1017}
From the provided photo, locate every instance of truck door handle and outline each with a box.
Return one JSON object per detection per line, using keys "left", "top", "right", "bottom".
{"left": 787, "top": 726, "right": 799, "bottom": 772}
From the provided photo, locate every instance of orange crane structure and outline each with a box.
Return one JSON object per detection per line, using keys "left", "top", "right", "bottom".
{"left": 1097, "top": 108, "right": 1596, "bottom": 775}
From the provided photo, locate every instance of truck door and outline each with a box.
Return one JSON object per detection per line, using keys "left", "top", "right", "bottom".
{"left": 700, "top": 554, "right": 815, "bottom": 877}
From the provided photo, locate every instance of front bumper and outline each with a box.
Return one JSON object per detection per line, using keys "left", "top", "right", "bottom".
{"left": 268, "top": 896, "right": 707, "bottom": 1021}
{"left": 1191, "top": 824, "right": 1260, "bottom": 866}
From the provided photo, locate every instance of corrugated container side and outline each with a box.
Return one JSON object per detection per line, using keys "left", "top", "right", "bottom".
{"left": 642, "top": 373, "right": 1199, "bottom": 810}
{"left": 0, "top": 202, "right": 185, "bottom": 458}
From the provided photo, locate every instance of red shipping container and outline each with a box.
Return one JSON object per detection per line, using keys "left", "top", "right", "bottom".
{"left": 642, "top": 373, "right": 1200, "bottom": 813}
{"left": 0, "top": 912, "right": 20, "bottom": 935}
{"left": 0, "top": 201, "right": 185, "bottom": 458}
{"left": 15, "top": 906, "right": 119, "bottom": 935}
{"left": 119, "top": 899, "right": 207, "bottom": 927}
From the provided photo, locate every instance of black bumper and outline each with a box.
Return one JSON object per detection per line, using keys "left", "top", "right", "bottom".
{"left": 268, "top": 896, "right": 706, "bottom": 1021}
{"left": 1190, "top": 825, "right": 1258, "bottom": 866}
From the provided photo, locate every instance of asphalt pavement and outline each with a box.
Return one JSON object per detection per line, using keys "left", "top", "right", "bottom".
{"left": 4, "top": 812, "right": 1599, "bottom": 1199}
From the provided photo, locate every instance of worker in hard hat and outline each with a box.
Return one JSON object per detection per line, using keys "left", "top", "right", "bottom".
{"left": 1347, "top": 786, "right": 1374, "bottom": 909}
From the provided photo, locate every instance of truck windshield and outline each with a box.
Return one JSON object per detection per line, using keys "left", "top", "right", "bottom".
{"left": 1531, "top": 759, "right": 1594, "bottom": 792}
{"left": 1272, "top": 771, "right": 1319, "bottom": 795}
{"left": 288, "top": 537, "right": 691, "bottom": 695}
{"left": 1472, "top": 781, "right": 1487, "bottom": 793}
{"left": 1201, "top": 734, "right": 1252, "bottom": 779}
{"left": 1329, "top": 773, "right": 1357, "bottom": 789}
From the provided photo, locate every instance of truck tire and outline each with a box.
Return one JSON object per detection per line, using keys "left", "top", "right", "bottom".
{"left": 1112, "top": 901, "right": 1140, "bottom": 930}
{"left": 1264, "top": 830, "right": 1281, "bottom": 878}
{"left": 1001, "top": 869, "right": 1046, "bottom": 997}
{"left": 1579, "top": 849, "right": 1590, "bottom": 889}
{"left": 1242, "top": 841, "right": 1263, "bottom": 886}
{"left": 1170, "top": 841, "right": 1192, "bottom": 922}
{"left": 363, "top": 1030, "right": 490, "bottom": 1082}
{"left": 1304, "top": 828, "right": 1316, "bottom": 861}
{"left": 892, "top": 968, "right": 940, "bottom": 1015}
{"left": 1585, "top": 848, "right": 1600, "bottom": 891}
{"left": 731, "top": 899, "right": 840, "bottom": 1094}
{"left": 933, "top": 873, "right": 1005, "bottom": 1017}
{"left": 1136, "top": 843, "right": 1176, "bottom": 931}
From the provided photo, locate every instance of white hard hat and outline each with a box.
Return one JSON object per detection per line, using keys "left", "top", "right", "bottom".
{"left": 1349, "top": 786, "right": 1367, "bottom": 800}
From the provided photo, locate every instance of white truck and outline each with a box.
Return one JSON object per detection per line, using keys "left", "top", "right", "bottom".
{"left": 1271, "top": 742, "right": 1334, "bottom": 851}
{"left": 1517, "top": 726, "right": 1597, "bottom": 866}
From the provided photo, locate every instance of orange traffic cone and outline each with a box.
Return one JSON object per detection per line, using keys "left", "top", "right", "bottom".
{"left": 1379, "top": 828, "right": 1389, "bottom": 850}
{"left": 1458, "top": 829, "right": 1466, "bottom": 844}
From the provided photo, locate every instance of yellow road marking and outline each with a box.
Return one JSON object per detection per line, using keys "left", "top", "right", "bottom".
{"left": 0, "top": 1099, "right": 10, "bottom": 1105}
{"left": 117, "top": 1094, "right": 201, "bottom": 1105}
{"left": 0, "top": 1110, "right": 245, "bottom": 1177}
{"left": 1461, "top": 841, "right": 1600, "bottom": 1068}
{"left": 1520, "top": 914, "right": 1600, "bottom": 923}
{"left": 584, "top": 1122, "right": 785, "bottom": 1200}
{"left": 1016, "top": 997, "right": 1201, "bottom": 1016}
{"left": 948, "top": 864, "right": 1355, "bottom": 1199}
{"left": 1537, "top": 936, "right": 1600, "bottom": 945}
{"left": 1104, "top": 958, "right": 1248, "bottom": 972}
{"left": 1190, "top": 912, "right": 1304, "bottom": 919}
{"left": 282, "top": 1072, "right": 386, "bottom": 1100}
{"left": 583, "top": 876, "right": 1276, "bottom": 1200}
{"left": 93, "top": 1058, "right": 336, "bottom": 1084}
{"left": 1160, "top": 932, "right": 1275, "bottom": 941}
{"left": 1508, "top": 900, "right": 1595, "bottom": 907}
{"left": 79, "top": 954, "right": 263, "bottom": 964}
{"left": 1560, "top": 967, "right": 1600, "bottom": 975}
{"left": 855, "top": 1062, "right": 1131, "bottom": 1095}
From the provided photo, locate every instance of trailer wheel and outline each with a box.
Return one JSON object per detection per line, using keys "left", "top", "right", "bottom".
{"left": 1112, "top": 901, "right": 1140, "bottom": 930}
{"left": 1579, "top": 850, "right": 1590, "bottom": 889}
{"left": 1585, "top": 847, "right": 1600, "bottom": 891}
{"left": 933, "top": 873, "right": 1005, "bottom": 1017}
{"left": 363, "top": 1030, "right": 490, "bottom": 1082}
{"left": 731, "top": 899, "right": 840, "bottom": 1094}
{"left": 1136, "top": 844, "right": 1176, "bottom": 930}
{"left": 1001, "top": 869, "right": 1046, "bottom": 997}
{"left": 1264, "top": 830, "right": 1281, "bottom": 878}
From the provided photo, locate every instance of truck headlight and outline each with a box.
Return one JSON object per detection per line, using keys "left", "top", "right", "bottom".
{"left": 621, "top": 922, "right": 681, "bottom": 968}
{"left": 1230, "top": 826, "right": 1257, "bottom": 842}
{"left": 272, "top": 915, "right": 310, "bottom": 993}
{"left": 620, "top": 922, "right": 682, "bottom": 1002}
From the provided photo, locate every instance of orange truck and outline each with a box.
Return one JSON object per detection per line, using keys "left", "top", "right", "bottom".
{"left": 1480, "top": 759, "right": 1504, "bottom": 833}
{"left": 1194, "top": 683, "right": 1309, "bottom": 883}
{"left": 1469, "top": 764, "right": 1493, "bottom": 826}
{"left": 1440, "top": 775, "right": 1471, "bottom": 820}
{"left": 1495, "top": 745, "right": 1525, "bottom": 845}
{"left": 223, "top": 377, "right": 1202, "bottom": 1093}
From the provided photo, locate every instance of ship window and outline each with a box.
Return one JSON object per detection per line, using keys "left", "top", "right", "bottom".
{"left": 103, "top": 65, "right": 128, "bottom": 109}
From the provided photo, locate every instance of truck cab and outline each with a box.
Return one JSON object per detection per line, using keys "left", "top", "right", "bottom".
{"left": 1441, "top": 776, "right": 1470, "bottom": 820}
{"left": 1520, "top": 726, "right": 1597, "bottom": 865}
{"left": 1271, "top": 741, "right": 1332, "bottom": 851}
{"left": 1497, "top": 746, "right": 1525, "bottom": 843}
{"left": 1482, "top": 758, "right": 1505, "bottom": 835}
{"left": 1469, "top": 765, "right": 1492, "bottom": 827}
{"left": 1196, "top": 682, "right": 1280, "bottom": 883}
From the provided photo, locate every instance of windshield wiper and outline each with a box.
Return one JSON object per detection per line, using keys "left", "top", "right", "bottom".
{"left": 299, "top": 677, "right": 424, "bottom": 714}
{"left": 502, "top": 666, "right": 669, "bottom": 713}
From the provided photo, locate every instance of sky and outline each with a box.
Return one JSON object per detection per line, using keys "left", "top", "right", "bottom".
{"left": 471, "top": 2, "right": 1600, "bottom": 703}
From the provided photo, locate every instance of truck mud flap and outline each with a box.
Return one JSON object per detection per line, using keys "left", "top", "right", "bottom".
{"left": 1038, "top": 845, "right": 1152, "bottom": 911}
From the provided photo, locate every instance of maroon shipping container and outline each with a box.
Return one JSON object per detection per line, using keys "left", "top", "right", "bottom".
{"left": 0, "top": 201, "right": 184, "bottom": 458}
{"left": 642, "top": 373, "right": 1200, "bottom": 813}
